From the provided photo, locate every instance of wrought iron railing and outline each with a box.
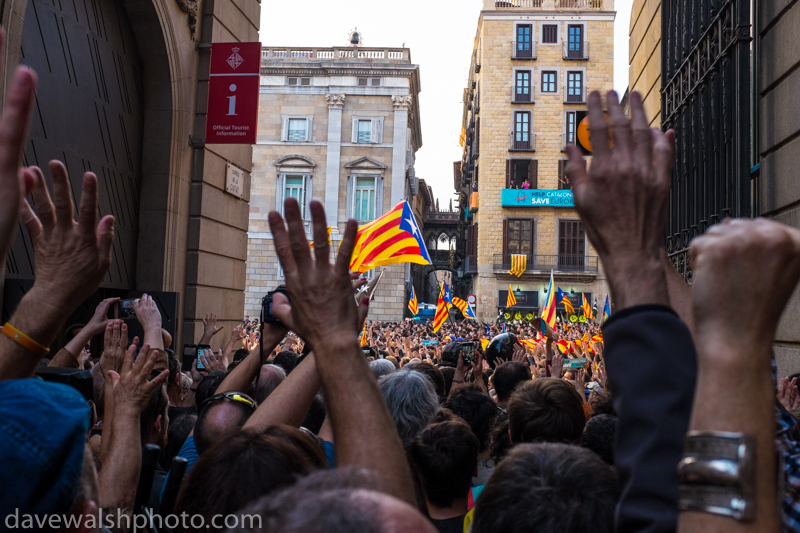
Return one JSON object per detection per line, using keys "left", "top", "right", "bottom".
{"left": 512, "top": 41, "right": 537, "bottom": 60}
{"left": 562, "top": 40, "right": 589, "bottom": 60}
{"left": 513, "top": 86, "right": 532, "bottom": 103}
{"left": 510, "top": 132, "right": 537, "bottom": 151}
{"left": 464, "top": 255, "right": 478, "bottom": 274}
{"left": 493, "top": 254, "right": 599, "bottom": 273}
{"left": 563, "top": 85, "right": 587, "bottom": 104}
{"left": 495, "top": 0, "right": 602, "bottom": 7}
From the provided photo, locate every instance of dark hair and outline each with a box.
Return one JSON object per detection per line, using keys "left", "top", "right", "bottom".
{"left": 140, "top": 382, "right": 169, "bottom": 443}
{"left": 487, "top": 411, "right": 512, "bottom": 465}
{"left": 174, "top": 426, "right": 324, "bottom": 532}
{"left": 167, "top": 349, "right": 180, "bottom": 388}
{"left": 411, "top": 362, "right": 446, "bottom": 402}
{"left": 590, "top": 391, "right": 616, "bottom": 417}
{"left": 233, "top": 349, "right": 250, "bottom": 363}
{"left": 493, "top": 361, "right": 531, "bottom": 403}
{"left": 444, "top": 384, "right": 500, "bottom": 453}
{"left": 224, "top": 467, "right": 387, "bottom": 533}
{"left": 582, "top": 414, "right": 618, "bottom": 466}
{"left": 160, "top": 413, "right": 197, "bottom": 469}
{"left": 194, "top": 399, "right": 253, "bottom": 454}
{"left": 195, "top": 372, "right": 226, "bottom": 408}
{"left": 472, "top": 443, "right": 618, "bottom": 533}
{"left": 301, "top": 395, "right": 327, "bottom": 434}
{"left": 408, "top": 420, "right": 480, "bottom": 508}
{"left": 273, "top": 351, "right": 299, "bottom": 374}
{"left": 441, "top": 366, "right": 456, "bottom": 397}
{"left": 508, "top": 379, "right": 586, "bottom": 445}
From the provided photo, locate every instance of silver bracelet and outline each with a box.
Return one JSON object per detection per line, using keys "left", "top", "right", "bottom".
{"left": 677, "top": 431, "right": 756, "bottom": 521}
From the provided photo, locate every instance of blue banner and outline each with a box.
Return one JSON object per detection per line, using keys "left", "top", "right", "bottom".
{"left": 501, "top": 189, "right": 575, "bottom": 207}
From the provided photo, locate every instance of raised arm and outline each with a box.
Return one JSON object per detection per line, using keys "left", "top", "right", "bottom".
{"left": 2, "top": 162, "right": 114, "bottom": 381}
{"left": 133, "top": 294, "right": 166, "bottom": 370}
{"left": 269, "top": 198, "right": 416, "bottom": 507}
{"left": 49, "top": 297, "right": 119, "bottom": 368}
{"left": 215, "top": 323, "right": 286, "bottom": 395}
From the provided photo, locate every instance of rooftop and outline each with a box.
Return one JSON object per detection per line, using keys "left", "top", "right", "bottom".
{"left": 261, "top": 47, "right": 412, "bottom": 65}
{"left": 487, "top": 0, "right": 608, "bottom": 10}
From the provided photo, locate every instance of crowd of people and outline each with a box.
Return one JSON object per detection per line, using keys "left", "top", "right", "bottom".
{"left": 3, "top": 29, "right": 800, "bottom": 533}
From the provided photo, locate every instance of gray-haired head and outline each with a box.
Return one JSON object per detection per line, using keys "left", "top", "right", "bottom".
{"left": 378, "top": 369, "right": 440, "bottom": 448}
{"left": 370, "top": 359, "right": 396, "bottom": 380}
{"left": 255, "top": 364, "right": 287, "bottom": 404}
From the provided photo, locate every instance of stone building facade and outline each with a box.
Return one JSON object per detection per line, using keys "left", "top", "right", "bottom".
{"left": 457, "top": 0, "right": 614, "bottom": 323}
{"left": 1, "top": 0, "right": 260, "bottom": 351}
{"left": 244, "top": 45, "right": 424, "bottom": 322}
{"left": 628, "top": 0, "right": 660, "bottom": 125}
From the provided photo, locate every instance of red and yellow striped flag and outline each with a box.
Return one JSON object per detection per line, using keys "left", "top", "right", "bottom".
{"left": 541, "top": 271, "right": 557, "bottom": 329}
{"left": 452, "top": 296, "right": 477, "bottom": 320}
{"left": 349, "top": 200, "right": 431, "bottom": 273}
{"left": 309, "top": 227, "right": 332, "bottom": 248}
{"left": 360, "top": 326, "right": 368, "bottom": 347}
{"left": 508, "top": 254, "right": 527, "bottom": 277}
{"left": 433, "top": 285, "right": 450, "bottom": 333}
{"left": 506, "top": 286, "right": 517, "bottom": 308}
{"left": 408, "top": 286, "right": 419, "bottom": 316}
{"left": 582, "top": 293, "right": 594, "bottom": 319}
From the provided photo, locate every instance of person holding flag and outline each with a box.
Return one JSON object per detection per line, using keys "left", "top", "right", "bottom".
{"left": 408, "top": 286, "right": 419, "bottom": 316}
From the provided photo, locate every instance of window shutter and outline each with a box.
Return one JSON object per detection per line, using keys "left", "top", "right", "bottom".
{"left": 276, "top": 174, "right": 284, "bottom": 211}
{"left": 373, "top": 118, "right": 384, "bottom": 143}
{"left": 376, "top": 176, "right": 384, "bottom": 215}
{"left": 351, "top": 119, "right": 358, "bottom": 143}
{"left": 529, "top": 160, "right": 538, "bottom": 188}
{"left": 346, "top": 175, "right": 354, "bottom": 219}
{"left": 502, "top": 219, "right": 509, "bottom": 257}
{"left": 306, "top": 116, "right": 314, "bottom": 142}
{"left": 506, "top": 160, "right": 512, "bottom": 188}
{"left": 304, "top": 174, "right": 313, "bottom": 219}
{"left": 281, "top": 116, "right": 288, "bottom": 141}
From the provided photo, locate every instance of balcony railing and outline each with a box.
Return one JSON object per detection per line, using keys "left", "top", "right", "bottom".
{"left": 557, "top": 0, "right": 603, "bottom": 7}
{"left": 513, "top": 87, "right": 533, "bottom": 103}
{"left": 563, "top": 85, "right": 587, "bottom": 104}
{"left": 511, "top": 41, "right": 537, "bottom": 59}
{"left": 563, "top": 40, "right": 589, "bottom": 60}
{"left": 261, "top": 47, "right": 409, "bottom": 64}
{"left": 510, "top": 132, "right": 537, "bottom": 151}
{"left": 495, "top": 0, "right": 602, "bottom": 7}
{"left": 493, "top": 254, "right": 599, "bottom": 274}
{"left": 496, "top": 0, "right": 543, "bottom": 7}
{"left": 464, "top": 255, "right": 478, "bottom": 274}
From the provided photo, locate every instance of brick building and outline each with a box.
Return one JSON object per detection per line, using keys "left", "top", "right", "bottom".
{"left": 457, "top": 0, "right": 614, "bottom": 322}
{"left": 244, "top": 42, "right": 425, "bottom": 322}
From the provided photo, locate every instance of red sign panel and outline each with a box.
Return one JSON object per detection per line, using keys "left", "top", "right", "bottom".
{"left": 205, "top": 42, "right": 261, "bottom": 144}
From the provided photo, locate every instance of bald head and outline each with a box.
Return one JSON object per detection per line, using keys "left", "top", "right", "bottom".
{"left": 255, "top": 364, "right": 286, "bottom": 404}
{"left": 194, "top": 400, "right": 252, "bottom": 454}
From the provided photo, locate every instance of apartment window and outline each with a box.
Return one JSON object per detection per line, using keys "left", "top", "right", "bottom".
{"left": 353, "top": 177, "right": 377, "bottom": 221}
{"left": 288, "top": 77, "right": 311, "bottom": 86}
{"left": 351, "top": 117, "right": 384, "bottom": 143}
{"left": 565, "top": 111, "right": 577, "bottom": 145}
{"left": 276, "top": 174, "right": 312, "bottom": 218}
{"left": 559, "top": 220, "right": 585, "bottom": 268}
{"left": 513, "top": 111, "right": 531, "bottom": 150}
{"left": 567, "top": 25, "right": 584, "bottom": 58}
{"left": 558, "top": 160, "right": 570, "bottom": 190}
{"left": 282, "top": 115, "right": 313, "bottom": 142}
{"left": 566, "top": 71, "right": 583, "bottom": 102}
{"left": 515, "top": 24, "right": 533, "bottom": 58}
{"left": 358, "top": 77, "right": 382, "bottom": 86}
{"left": 503, "top": 219, "right": 534, "bottom": 256}
{"left": 541, "top": 71, "right": 557, "bottom": 93}
{"left": 515, "top": 70, "right": 531, "bottom": 102}
{"left": 542, "top": 24, "right": 558, "bottom": 43}
{"left": 506, "top": 159, "right": 538, "bottom": 189}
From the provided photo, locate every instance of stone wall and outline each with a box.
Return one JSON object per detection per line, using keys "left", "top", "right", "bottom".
{"left": 628, "top": 0, "right": 661, "bottom": 125}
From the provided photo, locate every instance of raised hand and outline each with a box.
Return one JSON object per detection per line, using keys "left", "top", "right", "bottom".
{"left": 512, "top": 343, "right": 526, "bottom": 363}
{"left": 550, "top": 352, "right": 564, "bottom": 379}
{"left": 778, "top": 377, "right": 799, "bottom": 411}
{"left": 107, "top": 344, "right": 169, "bottom": 415}
{"left": 565, "top": 91, "right": 673, "bottom": 310}
{"left": 100, "top": 320, "right": 129, "bottom": 375}
{"left": 200, "top": 312, "right": 225, "bottom": 344}
{"left": 199, "top": 348, "right": 228, "bottom": 373}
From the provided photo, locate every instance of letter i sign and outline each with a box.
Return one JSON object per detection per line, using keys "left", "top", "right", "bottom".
{"left": 205, "top": 42, "right": 261, "bottom": 144}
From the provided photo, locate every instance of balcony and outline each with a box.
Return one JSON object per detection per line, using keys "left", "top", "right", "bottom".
{"left": 261, "top": 47, "right": 410, "bottom": 65}
{"left": 493, "top": 254, "right": 599, "bottom": 274}
{"left": 494, "top": 0, "right": 604, "bottom": 9}
{"left": 510, "top": 132, "right": 537, "bottom": 151}
{"left": 512, "top": 41, "right": 537, "bottom": 60}
{"left": 563, "top": 41, "right": 589, "bottom": 60}
{"left": 513, "top": 88, "right": 533, "bottom": 103}
{"left": 563, "top": 85, "right": 587, "bottom": 104}
{"left": 464, "top": 255, "right": 478, "bottom": 274}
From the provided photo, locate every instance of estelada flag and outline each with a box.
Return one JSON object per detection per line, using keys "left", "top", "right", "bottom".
{"left": 433, "top": 282, "right": 450, "bottom": 333}
{"left": 452, "top": 296, "right": 477, "bottom": 320}
{"left": 541, "top": 271, "right": 556, "bottom": 329}
{"left": 557, "top": 288, "right": 575, "bottom": 314}
{"left": 350, "top": 200, "right": 431, "bottom": 273}
{"left": 408, "top": 286, "right": 419, "bottom": 316}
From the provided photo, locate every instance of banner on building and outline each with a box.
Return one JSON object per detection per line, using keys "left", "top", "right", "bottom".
{"left": 501, "top": 189, "right": 575, "bottom": 208}
{"left": 206, "top": 42, "right": 261, "bottom": 144}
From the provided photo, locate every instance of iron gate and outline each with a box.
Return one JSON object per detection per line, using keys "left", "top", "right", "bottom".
{"left": 661, "top": 0, "right": 751, "bottom": 281}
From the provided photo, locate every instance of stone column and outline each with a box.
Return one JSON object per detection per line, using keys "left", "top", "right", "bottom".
{"left": 390, "top": 95, "right": 412, "bottom": 205}
{"left": 324, "top": 94, "right": 346, "bottom": 228}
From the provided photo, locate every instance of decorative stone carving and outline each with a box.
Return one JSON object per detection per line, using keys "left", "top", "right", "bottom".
{"left": 175, "top": 0, "right": 199, "bottom": 36}
{"left": 326, "top": 94, "right": 346, "bottom": 108}
{"left": 391, "top": 95, "right": 413, "bottom": 110}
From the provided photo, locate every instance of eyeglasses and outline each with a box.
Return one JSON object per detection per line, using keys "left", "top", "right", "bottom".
{"left": 200, "top": 392, "right": 257, "bottom": 412}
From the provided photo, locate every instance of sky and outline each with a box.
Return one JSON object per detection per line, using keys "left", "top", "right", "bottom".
{"left": 260, "top": 0, "right": 634, "bottom": 206}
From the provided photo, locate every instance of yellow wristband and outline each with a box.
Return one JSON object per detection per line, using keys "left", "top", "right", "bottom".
{"left": 1, "top": 323, "right": 50, "bottom": 357}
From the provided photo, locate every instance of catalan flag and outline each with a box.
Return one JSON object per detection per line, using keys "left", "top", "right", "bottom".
{"left": 591, "top": 334, "right": 604, "bottom": 343}
{"left": 433, "top": 282, "right": 450, "bottom": 333}
{"left": 349, "top": 200, "right": 431, "bottom": 273}
{"left": 602, "top": 295, "right": 611, "bottom": 322}
{"left": 452, "top": 296, "right": 477, "bottom": 320}
{"left": 360, "top": 326, "right": 368, "bottom": 347}
{"left": 408, "top": 286, "right": 419, "bottom": 316}
{"left": 555, "top": 340, "right": 570, "bottom": 354}
{"left": 309, "top": 226, "right": 332, "bottom": 248}
{"left": 541, "top": 271, "right": 557, "bottom": 329}
{"left": 557, "top": 288, "right": 575, "bottom": 314}
{"left": 582, "top": 293, "right": 593, "bottom": 319}
{"left": 508, "top": 254, "right": 527, "bottom": 277}
{"left": 506, "top": 286, "right": 517, "bottom": 308}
